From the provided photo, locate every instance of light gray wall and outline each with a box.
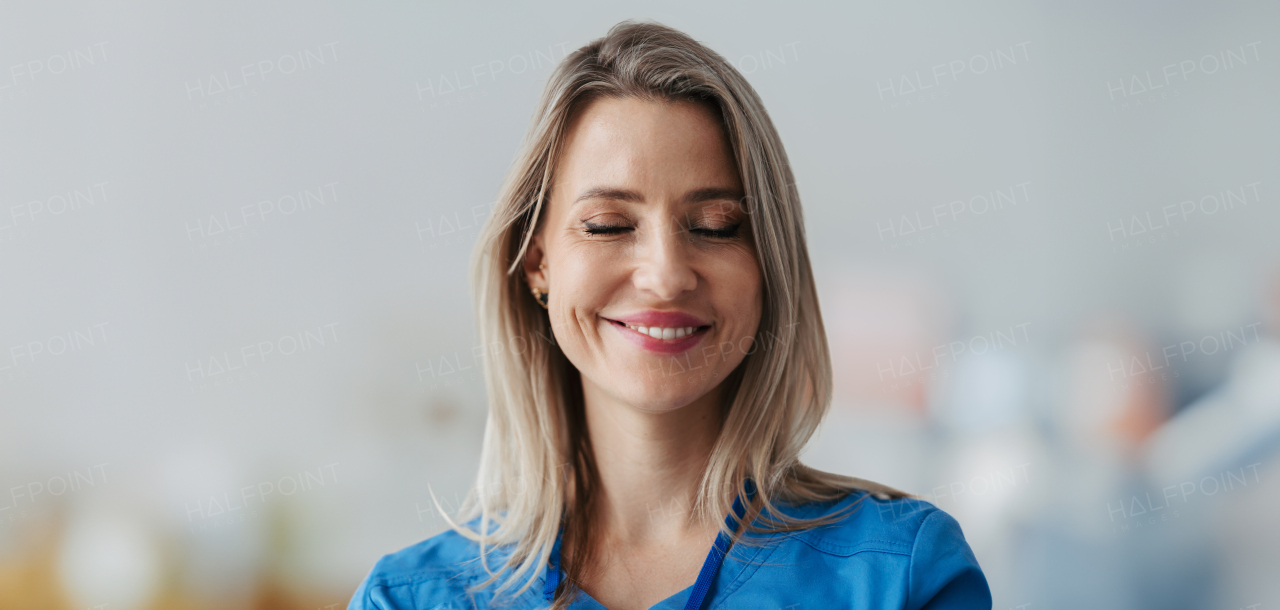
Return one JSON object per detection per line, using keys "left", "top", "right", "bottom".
{"left": 2, "top": 1, "right": 1277, "bottom": 607}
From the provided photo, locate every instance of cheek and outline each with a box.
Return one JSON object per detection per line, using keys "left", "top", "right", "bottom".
{"left": 711, "top": 253, "right": 763, "bottom": 326}
{"left": 549, "top": 247, "right": 623, "bottom": 341}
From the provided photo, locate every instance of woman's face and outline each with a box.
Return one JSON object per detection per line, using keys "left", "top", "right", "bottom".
{"left": 524, "top": 96, "right": 763, "bottom": 413}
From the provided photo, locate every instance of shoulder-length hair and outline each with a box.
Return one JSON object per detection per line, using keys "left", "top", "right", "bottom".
{"left": 451, "top": 19, "right": 903, "bottom": 608}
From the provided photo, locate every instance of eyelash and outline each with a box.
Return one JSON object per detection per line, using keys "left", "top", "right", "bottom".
{"left": 583, "top": 223, "right": 742, "bottom": 239}
{"left": 582, "top": 225, "right": 630, "bottom": 236}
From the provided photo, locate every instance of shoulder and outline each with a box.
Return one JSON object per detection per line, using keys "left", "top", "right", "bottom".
{"left": 765, "top": 490, "right": 992, "bottom": 609}
{"left": 367, "top": 527, "right": 487, "bottom": 583}
{"left": 347, "top": 526, "right": 515, "bottom": 610}
{"left": 778, "top": 490, "right": 944, "bottom": 556}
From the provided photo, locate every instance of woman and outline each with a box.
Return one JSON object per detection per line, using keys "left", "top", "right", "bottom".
{"left": 351, "top": 21, "right": 991, "bottom": 610}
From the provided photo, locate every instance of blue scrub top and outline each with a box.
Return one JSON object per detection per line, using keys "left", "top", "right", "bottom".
{"left": 347, "top": 490, "right": 992, "bottom": 609}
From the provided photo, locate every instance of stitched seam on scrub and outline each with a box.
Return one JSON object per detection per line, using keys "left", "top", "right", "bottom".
{"left": 797, "top": 533, "right": 914, "bottom": 557}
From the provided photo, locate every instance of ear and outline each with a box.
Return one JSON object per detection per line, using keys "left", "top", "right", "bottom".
{"left": 522, "top": 233, "right": 547, "bottom": 291}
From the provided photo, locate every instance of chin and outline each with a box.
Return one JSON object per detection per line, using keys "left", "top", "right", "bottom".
{"left": 570, "top": 329, "right": 737, "bottom": 412}
{"left": 611, "top": 373, "right": 719, "bottom": 413}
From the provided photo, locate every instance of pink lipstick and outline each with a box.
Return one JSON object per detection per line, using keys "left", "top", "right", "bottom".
{"left": 603, "top": 310, "right": 712, "bottom": 354}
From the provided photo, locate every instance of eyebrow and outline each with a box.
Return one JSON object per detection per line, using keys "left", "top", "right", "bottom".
{"left": 573, "top": 186, "right": 744, "bottom": 205}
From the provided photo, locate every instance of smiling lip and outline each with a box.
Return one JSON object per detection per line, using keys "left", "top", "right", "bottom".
{"left": 607, "top": 311, "right": 709, "bottom": 328}
{"left": 603, "top": 310, "right": 712, "bottom": 355}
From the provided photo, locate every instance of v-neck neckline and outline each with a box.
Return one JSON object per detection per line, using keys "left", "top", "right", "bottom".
{"left": 555, "top": 582, "right": 698, "bottom": 610}
{"left": 541, "top": 481, "right": 756, "bottom": 610}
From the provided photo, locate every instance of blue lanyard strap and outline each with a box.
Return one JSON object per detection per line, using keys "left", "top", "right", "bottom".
{"left": 683, "top": 480, "right": 754, "bottom": 610}
{"left": 543, "top": 479, "right": 756, "bottom": 610}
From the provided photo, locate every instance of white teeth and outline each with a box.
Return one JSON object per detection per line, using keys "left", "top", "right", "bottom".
{"left": 624, "top": 324, "right": 702, "bottom": 340}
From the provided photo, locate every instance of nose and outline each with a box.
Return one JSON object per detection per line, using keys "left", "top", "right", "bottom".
{"left": 632, "top": 221, "right": 697, "bottom": 300}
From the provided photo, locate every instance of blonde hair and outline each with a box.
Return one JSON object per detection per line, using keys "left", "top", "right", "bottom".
{"left": 452, "top": 20, "right": 904, "bottom": 608}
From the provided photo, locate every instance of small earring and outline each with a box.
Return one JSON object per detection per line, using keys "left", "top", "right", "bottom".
{"left": 530, "top": 286, "right": 549, "bottom": 309}
{"left": 531, "top": 262, "right": 548, "bottom": 309}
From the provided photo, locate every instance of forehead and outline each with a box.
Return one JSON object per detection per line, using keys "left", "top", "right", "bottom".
{"left": 552, "top": 96, "right": 741, "bottom": 199}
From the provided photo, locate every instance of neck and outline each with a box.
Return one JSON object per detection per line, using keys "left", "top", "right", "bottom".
{"left": 580, "top": 379, "right": 726, "bottom": 547}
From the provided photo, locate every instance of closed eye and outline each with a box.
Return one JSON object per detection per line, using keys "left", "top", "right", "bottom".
{"left": 583, "top": 223, "right": 632, "bottom": 236}
{"left": 583, "top": 222, "right": 741, "bottom": 238}
{"left": 691, "top": 223, "right": 742, "bottom": 239}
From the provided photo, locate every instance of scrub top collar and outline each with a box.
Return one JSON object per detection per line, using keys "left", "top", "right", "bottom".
{"left": 543, "top": 480, "right": 758, "bottom": 610}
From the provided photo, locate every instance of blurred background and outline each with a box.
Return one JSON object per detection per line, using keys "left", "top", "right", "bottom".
{"left": 2, "top": 1, "right": 1277, "bottom": 608}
